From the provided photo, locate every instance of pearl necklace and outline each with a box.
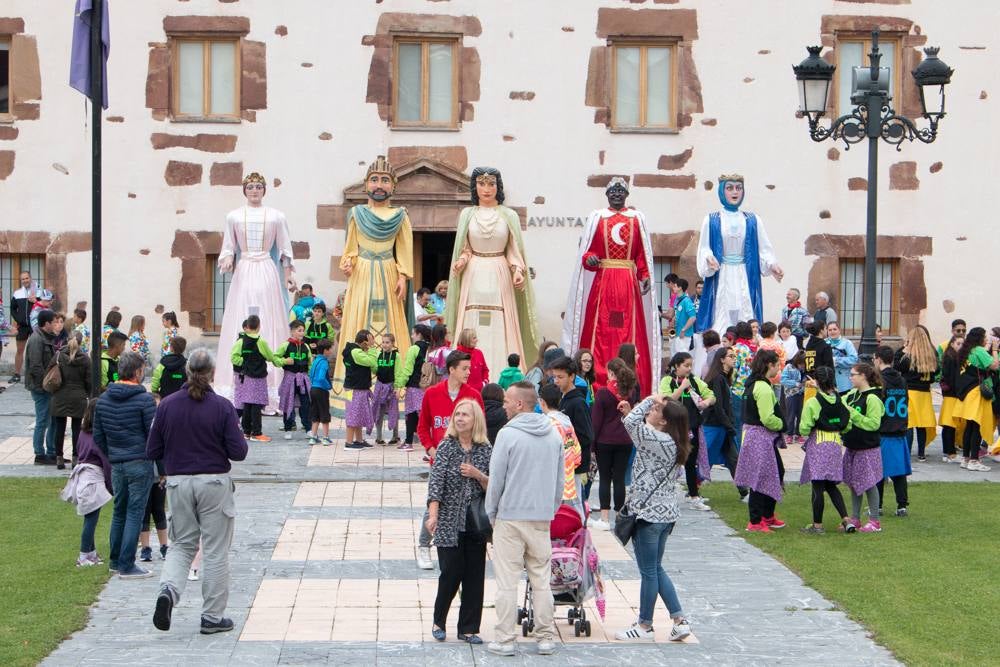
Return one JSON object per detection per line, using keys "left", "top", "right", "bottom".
{"left": 473, "top": 206, "right": 501, "bottom": 238}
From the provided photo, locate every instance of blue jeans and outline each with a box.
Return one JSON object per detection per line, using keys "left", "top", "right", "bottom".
{"left": 634, "top": 520, "right": 683, "bottom": 625}
{"left": 31, "top": 390, "right": 55, "bottom": 457}
{"left": 109, "top": 460, "right": 155, "bottom": 571}
{"left": 81, "top": 509, "right": 101, "bottom": 553}
{"left": 624, "top": 446, "right": 637, "bottom": 486}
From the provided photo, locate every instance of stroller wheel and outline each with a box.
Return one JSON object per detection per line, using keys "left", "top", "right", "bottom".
{"left": 584, "top": 620, "right": 592, "bottom": 637}
{"left": 574, "top": 620, "right": 582, "bottom": 637}
{"left": 522, "top": 620, "right": 530, "bottom": 637}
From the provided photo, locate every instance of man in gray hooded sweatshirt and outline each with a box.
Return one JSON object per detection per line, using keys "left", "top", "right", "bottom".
{"left": 485, "top": 381, "right": 564, "bottom": 657}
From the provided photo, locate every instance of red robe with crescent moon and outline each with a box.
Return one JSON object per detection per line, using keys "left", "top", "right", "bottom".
{"left": 578, "top": 210, "right": 652, "bottom": 395}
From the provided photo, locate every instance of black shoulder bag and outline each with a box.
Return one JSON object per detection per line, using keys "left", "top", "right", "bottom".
{"left": 613, "top": 458, "right": 676, "bottom": 547}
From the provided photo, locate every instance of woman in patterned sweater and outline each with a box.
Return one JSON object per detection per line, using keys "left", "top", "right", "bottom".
{"left": 425, "top": 399, "right": 491, "bottom": 645}
{"left": 615, "top": 395, "right": 693, "bottom": 643}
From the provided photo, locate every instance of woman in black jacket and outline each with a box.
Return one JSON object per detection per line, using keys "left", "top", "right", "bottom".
{"left": 50, "top": 332, "right": 92, "bottom": 469}
{"left": 702, "top": 346, "right": 745, "bottom": 499}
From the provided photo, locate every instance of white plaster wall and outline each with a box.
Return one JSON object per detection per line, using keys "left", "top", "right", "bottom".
{"left": 1, "top": 0, "right": 997, "bottom": 349}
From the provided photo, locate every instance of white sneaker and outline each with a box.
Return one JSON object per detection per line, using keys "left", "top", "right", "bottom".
{"left": 589, "top": 517, "right": 610, "bottom": 531}
{"left": 283, "top": 432, "right": 293, "bottom": 440}
{"left": 960, "top": 460, "right": 968, "bottom": 469}
{"left": 487, "top": 641, "right": 516, "bottom": 656}
{"left": 187, "top": 568, "right": 199, "bottom": 581}
{"left": 942, "top": 456, "right": 957, "bottom": 463}
{"left": 669, "top": 619, "right": 692, "bottom": 641}
{"left": 537, "top": 640, "right": 557, "bottom": 655}
{"left": 416, "top": 547, "right": 434, "bottom": 570}
{"left": 991, "top": 454, "right": 1000, "bottom": 463}
{"left": 689, "top": 498, "right": 712, "bottom": 512}
{"left": 740, "top": 495, "right": 750, "bottom": 504}
{"left": 615, "top": 622, "right": 655, "bottom": 642}
{"left": 967, "top": 461, "right": 992, "bottom": 472}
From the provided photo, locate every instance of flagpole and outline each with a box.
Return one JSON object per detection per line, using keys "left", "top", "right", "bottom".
{"left": 89, "top": 0, "right": 103, "bottom": 395}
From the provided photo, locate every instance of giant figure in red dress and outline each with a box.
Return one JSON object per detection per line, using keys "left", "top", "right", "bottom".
{"left": 562, "top": 178, "right": 659, "bottom": 394}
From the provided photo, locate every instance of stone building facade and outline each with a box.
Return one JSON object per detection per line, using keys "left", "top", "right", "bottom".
{"left": 0, "top": 0, "right": 992, "bottom": 353}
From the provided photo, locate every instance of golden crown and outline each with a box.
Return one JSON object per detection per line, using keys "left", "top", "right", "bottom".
{"left": 243, "top": 172, "right": 266, "bottom": 187}
{"left": 718, "top": 173, "right": 745, "bottom": 184}
{"left": 365, "top": 155, "right": 397, "bottom": 183}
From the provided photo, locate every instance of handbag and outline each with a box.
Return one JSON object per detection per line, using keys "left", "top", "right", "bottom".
{"left": 612, "top": 461, "right": 676, "bottom": 547}
{"left": 980, "top": 374, "right": 995, "bottom": 401}
{"left": 42, "top": 357, "right": 63, "bottom": 393}
{"left": 466, "top": 493, "right": 492, "bottom": 542}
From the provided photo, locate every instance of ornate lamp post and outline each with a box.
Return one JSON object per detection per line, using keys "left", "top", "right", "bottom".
{"left": 793, "top": 30, "right": 953, "bottom": 356}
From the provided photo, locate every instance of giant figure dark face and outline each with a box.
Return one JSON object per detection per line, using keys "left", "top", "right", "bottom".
{"left": 606, "top": 184, "right": 628, "bottom": 210}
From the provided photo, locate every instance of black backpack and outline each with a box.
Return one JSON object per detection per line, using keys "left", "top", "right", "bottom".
{"left": 814, "top": 394, "right": 850, "bottom": 433}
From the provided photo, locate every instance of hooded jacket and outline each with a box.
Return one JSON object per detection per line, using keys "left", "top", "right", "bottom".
{"left": 23, "top": 328, "right": 57, "bottom": 392}
{"left": 559, "top": 386, "right": 593, "bottom": 474}
{"left": 93, "top": 382, "right": 157, "bottom": 465}
{"left": 50, "top": 349, "right": 92, "bottom": 418}
{"left": 485, "top": 411, "right": 564, "bottom": 522}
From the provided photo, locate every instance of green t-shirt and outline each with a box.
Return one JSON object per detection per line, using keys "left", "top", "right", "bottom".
{"left": 968, "top": 346, "right": 994, "bottom": 371}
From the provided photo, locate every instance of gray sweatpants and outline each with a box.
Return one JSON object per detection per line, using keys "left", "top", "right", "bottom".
{"left": 159, "top": 474, "right": 236, "bottom": 623}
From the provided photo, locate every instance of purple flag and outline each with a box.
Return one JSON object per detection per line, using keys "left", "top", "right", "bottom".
{"left": 69, "top": 0, "right": 110, "bottom": 109}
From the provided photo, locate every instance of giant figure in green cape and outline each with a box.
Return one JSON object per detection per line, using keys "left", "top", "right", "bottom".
{"left": 445, "top": 167, "right": 539, "bottom": 378}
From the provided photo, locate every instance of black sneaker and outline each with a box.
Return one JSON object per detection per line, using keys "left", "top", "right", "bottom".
{"left": 200, "top": 617, "right": 234, "bottom": 635}
{"left": 344, "top": 441, "right": 365, "bottom": 450}
{"left": 140, "top": 546, "right": 153, "bottom": 562}
{"left": 9, "top": 373, "right": 19, "bottom": 384}
{"left": 360, "top": 440, "right": 374, "bottom": 448}
{"left": 895, "top": 507, "right": 908, "bottom": 517}
{"left": 34, "top": 455, "right": 48, "bottom": 465}
{"left": 153, "top": 591, "right": 173, "bottom": 631}
{"left": 160, "top": 544, "right": 168, "bottom": 559}
{"left": 45, "top": 456, "right": 58, "bottom": 465}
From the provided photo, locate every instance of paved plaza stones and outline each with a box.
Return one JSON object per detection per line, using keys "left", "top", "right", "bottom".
{"left": 0, "top": 380, "right": 933, "bottom": 665}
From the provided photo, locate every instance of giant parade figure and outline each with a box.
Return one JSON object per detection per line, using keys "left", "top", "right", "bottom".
{"left": 214, "top": 171, "right": 297, "bottom": 413}
{"left": 445, "top": 166, "right": 540, "bottom": 378}
{"left": 562, "top": 177, "right": 659, "bottom": 394}
{"left": 332, "top": 155, "right": 413, "bottom": 393}
{"left": 695, "top": 174, "right": 783, "bottom": 334}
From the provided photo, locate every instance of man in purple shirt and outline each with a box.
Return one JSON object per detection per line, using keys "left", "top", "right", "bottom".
{"left": 147, "top": 349, "right": 248, "bottom": 636}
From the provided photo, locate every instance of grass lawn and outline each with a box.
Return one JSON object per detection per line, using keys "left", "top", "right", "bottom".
{"left": 709, "top": 480, "right": 1000, "bottom": 667}
{"left": 0, "top": 477, "right": 111, "bottom": 667}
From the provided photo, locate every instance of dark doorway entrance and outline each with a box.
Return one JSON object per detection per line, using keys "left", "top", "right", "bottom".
{"left": 414, "top": 231, "right": 456, "bottom": 291}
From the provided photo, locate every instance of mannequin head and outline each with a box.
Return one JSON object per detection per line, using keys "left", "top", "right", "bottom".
{"left": 365, "top": 155, "right": 397, "bottom": 205}
{"left": 717, "top": 174, "right": 745, "bottom": 212}
{"left": 605, "top": 177, "right": 629, "bottom": 210}
{"left": 243, "top": 172, "right": 266, "bottom": 206}
{"left": 470, "top": 166, "right": 505, "bottom": 206}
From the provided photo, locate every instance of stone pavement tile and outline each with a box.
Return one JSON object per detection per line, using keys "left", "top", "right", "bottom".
{"left": 0, "top": 435, "right": 34, "bottom": 464}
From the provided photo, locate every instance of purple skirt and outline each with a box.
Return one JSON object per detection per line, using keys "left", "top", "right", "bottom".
{"left": 234, "top": 375, "right": 268, "bottom": 408}
{"left": 696, "top": 428, "right": 711, "bottom": 482}
{"left": 842, "top": 448, "right": 883, "bottom": 496}
{"left": 404, "top": 387, "right": 425, "bottom": 415}
{"left": 734, "top": 425, "right": 784, "bottom": 502}
{"left": 278, "top": 372, "right": 311, "bottom": 419}
{"left": 345, "top": 389, "right": 374, "bottom": 429}
{"left": 369, "top": 381, "right": 399, "bottom": 433}
{"left": 799, "top": 433, "right": 844, "bottom": 484}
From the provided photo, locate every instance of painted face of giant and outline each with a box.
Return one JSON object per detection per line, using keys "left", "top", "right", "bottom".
{"left": 367, "top": 173, "right": 394, "bottom": 203}
{"left": 723, "top": 181, "right": 744, "bottom": 207}
{"left": 476, "top": 174, "right": 498, "bottom": 205}
{"left": 606, "top": 185, "right": 628, "bottom": 210}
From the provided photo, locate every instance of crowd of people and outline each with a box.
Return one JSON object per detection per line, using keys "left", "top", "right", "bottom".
{"left": 10, "top": 254, "right": 1000, "bottom": 653}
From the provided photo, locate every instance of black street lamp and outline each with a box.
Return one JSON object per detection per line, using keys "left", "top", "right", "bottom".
{"left": 793, "top": 30, "right": 953, "bottom": 357}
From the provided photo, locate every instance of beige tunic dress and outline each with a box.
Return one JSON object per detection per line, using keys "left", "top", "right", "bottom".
{"left": 453, "top": 207, "right": 527, "bottom": 378}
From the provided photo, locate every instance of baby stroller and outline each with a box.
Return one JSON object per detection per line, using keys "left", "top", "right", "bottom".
{"left": 517, "top": 505, "right": 602, "bottom": 637}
